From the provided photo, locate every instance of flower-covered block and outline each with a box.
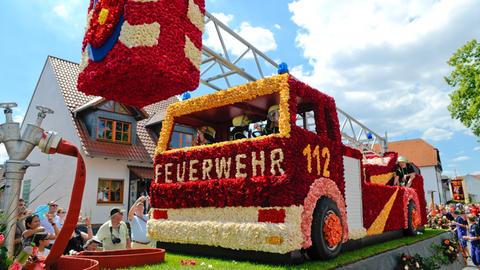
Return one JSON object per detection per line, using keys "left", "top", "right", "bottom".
{"left": 78, "top": 0, "right": 205, "bottom": 107}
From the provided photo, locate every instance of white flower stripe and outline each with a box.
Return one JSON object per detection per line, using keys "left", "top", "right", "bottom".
{"left": 79, "top": 49, "right": 89, "bottom": 72}
{"left": 151, "top": 205, "right": 303, "bottom": 223}
{"left": 184, "top": 36, "right": 201, "bottom": 69}
{"left": 187, "top": 0, "right": 205, "bottom": 32}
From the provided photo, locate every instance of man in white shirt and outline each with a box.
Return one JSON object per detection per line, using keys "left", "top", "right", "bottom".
{"left": 40, "top": 201, "right": 62, "bottom": 246}
{"left": 96, "top": 207, "right": 131, "bottom": 250}
{"left": 128, "top": 196, "right": 154, "bottom": 248}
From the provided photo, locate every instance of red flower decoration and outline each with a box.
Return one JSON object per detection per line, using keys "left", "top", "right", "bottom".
{"left": 85, "top": 0, "right": 124, "bottom": 48}
{"left": 78, "top": 0, "right": 206, "bottom": 107}
{"left": 258, "top": 209, "right": 286, "bottom": 223}
{"left": 0, "top": 233, "right": 5, "bottom": 246}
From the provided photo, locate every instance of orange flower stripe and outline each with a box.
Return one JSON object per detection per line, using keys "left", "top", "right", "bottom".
{"left": 323, "top": 213, "right": 342, "bottom": 248}
{"left": 412, "top": 208, "right": 421, "bottom": 229}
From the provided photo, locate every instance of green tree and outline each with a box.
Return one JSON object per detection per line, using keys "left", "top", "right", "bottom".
{"left": 445, "top": 39, "right": 480, "bottom": 136}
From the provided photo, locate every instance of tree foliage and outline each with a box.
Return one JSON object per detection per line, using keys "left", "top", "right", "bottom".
{"left": 445, "top": 39, "right": 480, "bottom": 136}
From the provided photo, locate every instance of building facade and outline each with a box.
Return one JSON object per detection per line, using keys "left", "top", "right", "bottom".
{"left": 22, "top": 56, "right": 177, "bottom": 224}
{"left": 386, "top": 139, "right": 444, "bottom": 206}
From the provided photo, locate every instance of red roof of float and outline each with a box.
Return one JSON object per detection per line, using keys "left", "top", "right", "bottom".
{"left": 48, "top": 56, "right": 178, "bottom": 162}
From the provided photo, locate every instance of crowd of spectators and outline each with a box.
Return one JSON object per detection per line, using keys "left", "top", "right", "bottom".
{"left": 12, "top": 194, "right": 152, "bottom": 262}
{"left": 427, "top": 202, "right": 480, "bottom": 265}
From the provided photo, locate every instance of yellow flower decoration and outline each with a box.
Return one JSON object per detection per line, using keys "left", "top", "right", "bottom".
{"left": 155, "top": 74, "right": 292, "bottom": 155}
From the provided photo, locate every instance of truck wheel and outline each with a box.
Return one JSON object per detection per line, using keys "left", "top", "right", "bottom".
{"left": 307, "top": 197, "right": 343, "bottom": 260}
{"left": 404, "top": 200, "right": 419, "bottom": 236}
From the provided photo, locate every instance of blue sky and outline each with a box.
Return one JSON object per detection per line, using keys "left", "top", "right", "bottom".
{"left": 0, "top": 0, "right": 479, "bottom": 176}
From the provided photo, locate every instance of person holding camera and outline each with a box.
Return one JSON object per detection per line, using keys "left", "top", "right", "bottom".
{"left": 96, "top": 207, "right": 131, "bottom": 250}
{"left": 128, "top": 195, "right": 154, "bottom": 248}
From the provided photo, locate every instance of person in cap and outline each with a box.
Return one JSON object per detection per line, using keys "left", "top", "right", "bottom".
{"left": 231, "top": 115, "right": 251, "bottom": 140}
{"left": 452, "top": 209, "right": 468, "bottom": 249}
{"left": 95, "top": 207, "right": 131, "bottom": 250}
{"left": 39, "top": 201, "right": 62, "bottom": 247}
{"left": 264, "top": 105, "right": 280, "bottom": 135}
{"left": 83, "top": 237, "right": 102, "bottom": 252}
{"left": 128, "top": 195, "right": 154, "bottom": 248}
{"left": 32, "top": 232, "right": 51, "bottom": 258}
{"left": 393, "top": 156, "right": 416, "bottom": 187}
{"left": 195, "top": 126, "right": 216, "bottom": 145}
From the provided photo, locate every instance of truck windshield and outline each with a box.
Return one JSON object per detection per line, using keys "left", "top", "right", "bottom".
{"left": 167, "top": 92, "right": 281, "bottom": 149}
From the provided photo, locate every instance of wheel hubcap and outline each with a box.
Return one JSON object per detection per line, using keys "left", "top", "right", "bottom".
{"left": 323, "top": 210, "right": 342, "bottom": 250}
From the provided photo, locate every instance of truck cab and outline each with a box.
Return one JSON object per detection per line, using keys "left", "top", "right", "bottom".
{"left": 148, "top": 73, "right": 426, "bottom": 260}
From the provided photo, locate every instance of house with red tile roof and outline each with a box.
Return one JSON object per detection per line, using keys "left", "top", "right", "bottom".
{"left": 385, "top": 139, "right": 446, "bottom": 205}
{"left": 21, "top": 56, "right": 178, "bottom": 224}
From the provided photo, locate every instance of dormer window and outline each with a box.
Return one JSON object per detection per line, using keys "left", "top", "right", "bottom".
{"left": 98, "top": 100, "right": 130, "bottom": 115}
{"left": 97, "top": 118, "right": 131, "bottom": 143}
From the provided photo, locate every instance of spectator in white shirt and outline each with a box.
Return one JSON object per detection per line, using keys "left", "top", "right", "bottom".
{"left": 128, "top": 196, "right": 154, "bottom": 248}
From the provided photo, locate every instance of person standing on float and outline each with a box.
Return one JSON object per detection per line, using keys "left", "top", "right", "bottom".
{"left": 465, "top": 215, "right": 480, "bottom": 265}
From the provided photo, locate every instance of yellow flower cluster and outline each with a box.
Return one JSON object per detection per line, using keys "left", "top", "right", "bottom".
{"left": 98, "top": 8, "right": 109, "bottom": 25}
{"left": 119, "top": 21, "right": 161, "bottom": 49}
{"left": 370, "top": 172, "right": 394, "bottom": 185}
{"left": 147, "top": 205, "right": 304, "bottom": 254}
{"left": 155, "top": 74, "right": 292, "bottom": 155}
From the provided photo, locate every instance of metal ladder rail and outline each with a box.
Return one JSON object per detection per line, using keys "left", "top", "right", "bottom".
{"left": 200, "top": 12, "right": 388, "bottom": 155}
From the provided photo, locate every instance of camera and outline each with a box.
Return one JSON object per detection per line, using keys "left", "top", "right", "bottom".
{"left": 109, "top": 227, "right": 122, "bottom": 244}
{"left": 112, "top": 236, "right": 121, "bottom": 244}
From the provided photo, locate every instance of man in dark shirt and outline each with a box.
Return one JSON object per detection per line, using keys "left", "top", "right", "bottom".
{"left": 393, "top": 156, "right": 416, "bottom": 187}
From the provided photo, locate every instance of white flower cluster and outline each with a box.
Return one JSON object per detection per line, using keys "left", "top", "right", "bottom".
{"left": 119, "top": 22, "right": 161, "bottom": 49}
{"left": 348, "top": 227, "right": 367, "bottom": 240}
{"left": 184, "top": 36, "right": 202, "bottom": 69}
{"left": 147, "top": 206, "right": 304, "bottom": 253}
{"left": 363, "top": 156, "right": 391, "bottom": 166}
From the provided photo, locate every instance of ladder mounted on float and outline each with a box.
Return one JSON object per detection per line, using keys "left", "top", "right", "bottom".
{"left": 199, "top": 12, "right": 388, "bottom": 156}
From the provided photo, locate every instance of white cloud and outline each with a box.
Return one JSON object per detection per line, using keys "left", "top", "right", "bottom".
{"left": 422, "top": 127, "right": 454, "bottom": 142}
{"left": 53, "top": 4, "right": 69, "bottom": 19}
{"left": 288, "top": 0, "right": 480, "bottom": 139}
{"left": 32, "top": 0, "right": 88, "bottom": 39}
{"left": 274, "top": 24, "right": 281, "bottom": 30}
{"left": 453, "top": 156, "right": 470, "bottom": 162}
{"left": 205, "top": 12, "right": 278, "bottom": 59}
{"left": 474, "top": 146, "right": 480, "bottom": 151}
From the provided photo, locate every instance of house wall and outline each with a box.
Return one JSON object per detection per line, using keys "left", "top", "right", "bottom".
{"left": 22, "top": 61, "right": 82, "bottom": 212}
{"left": 464, "top": 176, "right": 480, "bottom": 203}
{"left": 420, "top": 166, "right": 443, "bottom": 205}
{"left": 84, "top": 157, "right": 132, "bottom": 224}
{"left": 21, "top": 59, "right": 151, "bottom": 225}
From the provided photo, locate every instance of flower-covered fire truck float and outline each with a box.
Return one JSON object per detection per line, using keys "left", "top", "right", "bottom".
{"left": 147, "top": 73, "right": 427, "bottom": 263}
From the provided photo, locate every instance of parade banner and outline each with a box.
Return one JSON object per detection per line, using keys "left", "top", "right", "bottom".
{"left": 451, "top": 178, "right": 465, "bottom": 202}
